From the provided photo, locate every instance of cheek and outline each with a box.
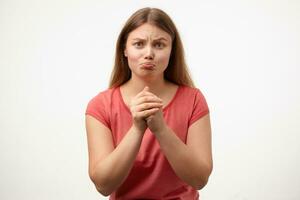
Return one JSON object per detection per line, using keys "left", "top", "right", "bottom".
{"left": 157, "top": 49, "right": 172, "bottom": 64}
{"left": 127, "top": 49, "right": 141, "bottom": 63}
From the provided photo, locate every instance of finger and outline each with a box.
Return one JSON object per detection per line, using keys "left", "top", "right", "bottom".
{"left": 135, "top": 86, "right": 149, "bottom": 97}
{"left": 135, "top": 96, "right": 163, "bottom": 105}
{"left": 130, "top": 100, "right": 163, "bottom": 112}
{"left": 144, "top": 86, "right": 149, "bottom": 92}
{"left": 135, "top": 102, "right": 163, "bottom": 112}
{"left": 138, "top": 107, "right": 160, "bottom": 118}
{"left": 135, "top": 86, "right": 152, "bottom": 98}
{"left": 135, "top": 91, "right": 156, "bottom": 99}
{"left": 142, "top": 91, "right": 156, "bottom": 97}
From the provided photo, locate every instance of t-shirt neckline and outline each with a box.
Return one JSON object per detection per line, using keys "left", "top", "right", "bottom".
{"left": 117, "top": 85, "right": 181, "bottom": 113}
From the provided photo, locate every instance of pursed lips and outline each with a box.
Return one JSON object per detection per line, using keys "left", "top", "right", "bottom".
{"left": 141, "top": 62, "right": 155, "bottom": 67}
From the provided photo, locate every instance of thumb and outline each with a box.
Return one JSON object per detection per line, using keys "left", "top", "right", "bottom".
{"left": 143, "top": 86, "right": 150, "bottom": 92}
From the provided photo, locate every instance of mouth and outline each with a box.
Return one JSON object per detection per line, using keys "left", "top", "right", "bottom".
{"left": 141, "top": 63, "right": 155, "bottom": 70}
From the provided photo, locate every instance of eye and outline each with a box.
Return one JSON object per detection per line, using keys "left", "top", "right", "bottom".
{"left": 133, "top": 42, "right": 144, "bottom": 48}
{"left": 154, "top": 42, "right": 165, "bottom": 48}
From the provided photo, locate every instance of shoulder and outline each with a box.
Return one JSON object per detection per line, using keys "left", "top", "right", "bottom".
{"left": 85, "top": 88, "right": 119, "bottom": 129}
{"left": 88, "top": 87, "right": 118, "bottom": 103}
{"left": 178, "top": 85, "right": 209, "bottom": 110}
{"left": 179, "top": 85, "right": 204, "bottom": 98}
{"left": 180, "top": 86, "right": 210, "bottom": 126}
{"left": 86, "top": 87, "right": 120, "bottom": 113}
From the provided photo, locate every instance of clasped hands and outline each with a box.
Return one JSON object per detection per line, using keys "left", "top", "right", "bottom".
{"left": 129, "top": 86, "right": 167, "bottom": 135}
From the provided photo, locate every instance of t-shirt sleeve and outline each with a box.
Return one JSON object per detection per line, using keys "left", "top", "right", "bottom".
{"left": 188, "top": 88, "right": 210, "bottom": 126}
{"left": 85, "top": 93, "right": 111, "bottom": 129}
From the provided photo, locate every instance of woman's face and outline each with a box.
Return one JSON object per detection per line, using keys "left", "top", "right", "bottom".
{"left": 124, "top": 23, "right": 172, "bottom": 80}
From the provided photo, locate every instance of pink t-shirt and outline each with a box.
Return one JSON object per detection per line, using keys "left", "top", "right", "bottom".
{"left": 85, "top": 85, "right": 209, "bottom": 200}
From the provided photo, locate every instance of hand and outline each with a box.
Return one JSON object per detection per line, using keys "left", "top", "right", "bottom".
{"left": 129, "top": 86, "right": 163, "bottom": 133}
{"left": 146, "top": 107, "right": 167, "bottom": 135}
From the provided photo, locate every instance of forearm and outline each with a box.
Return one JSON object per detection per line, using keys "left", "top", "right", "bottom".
{"left": 91, "top": 126, "right": 143, "bottom": 196}
{"left": 154, "top": 126, "right": 212, "bottom": 190}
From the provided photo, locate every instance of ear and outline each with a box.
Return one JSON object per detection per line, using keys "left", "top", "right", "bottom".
{"left": 124, "top": 49, "right": 127, "bottom": 57}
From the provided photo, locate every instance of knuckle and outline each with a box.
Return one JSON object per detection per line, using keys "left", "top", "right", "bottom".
{"left": 143, "top": 110, "right": 149, "bottom": 116}
{"left": 132, "top": 113, "right": 137, "bottom": 118}
{"left": 132, "top": 107, "right": 137, "bottom": 112}
{"left": 144, "top": 104, "right": 149, "bottom": 110}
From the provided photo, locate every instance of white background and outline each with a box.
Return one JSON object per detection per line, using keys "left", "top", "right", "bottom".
{"left": 1, "top": 0, "right": 300, "bottom": 199}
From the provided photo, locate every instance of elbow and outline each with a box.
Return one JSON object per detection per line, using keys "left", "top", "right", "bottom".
{"left": 89, "top": 172, "right": 114, "bottom": 196}
{"left": 192, "top": 176, "right": 209, "bottom": 190}
{"left": 192, "top": 163, "right": 213, "bottom": 190}
{"left": 94, "top": 184, "right": 113, "bottom": 197}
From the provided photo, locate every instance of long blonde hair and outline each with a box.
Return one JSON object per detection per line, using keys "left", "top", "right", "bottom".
{"left": 109, "top": 7, "right": 195, "bottom": 88}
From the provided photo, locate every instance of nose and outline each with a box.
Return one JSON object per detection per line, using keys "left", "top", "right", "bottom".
{"left": 144, "top": 45, "right": 154, "bottom": 60}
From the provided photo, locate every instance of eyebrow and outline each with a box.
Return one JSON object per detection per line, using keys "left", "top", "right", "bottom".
{"left": 132, "top": 37, "right": 168, "bottom": 42}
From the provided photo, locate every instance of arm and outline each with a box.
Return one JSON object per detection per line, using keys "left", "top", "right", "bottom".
{"left": 153, "top": 113, "right": 213, "bottom": 190}
{"left": 85, "top": 86, "right": 163, "bottom": 196}
{"left": 85, "top": 115, "right": 144, "bottom": 196}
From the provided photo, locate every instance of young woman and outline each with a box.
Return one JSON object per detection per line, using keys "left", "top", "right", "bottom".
{"left": 85, "top": 7, "right": 213, "bottom": 200}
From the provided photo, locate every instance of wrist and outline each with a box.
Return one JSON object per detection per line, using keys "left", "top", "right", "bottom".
{"left": 132, "top": 124, "right": 146, "bottom": 136}
{"left": 154, "top": 124, "right": 169, "bottom": 138}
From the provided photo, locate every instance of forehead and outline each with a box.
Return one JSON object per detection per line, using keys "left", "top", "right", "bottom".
{"left": 127, "top": 23, "right": 171, "bottom": 41}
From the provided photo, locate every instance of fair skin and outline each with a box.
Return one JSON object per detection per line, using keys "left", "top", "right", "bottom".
{"left": 86, "top": 23, "right": 213, "bottom": 196}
